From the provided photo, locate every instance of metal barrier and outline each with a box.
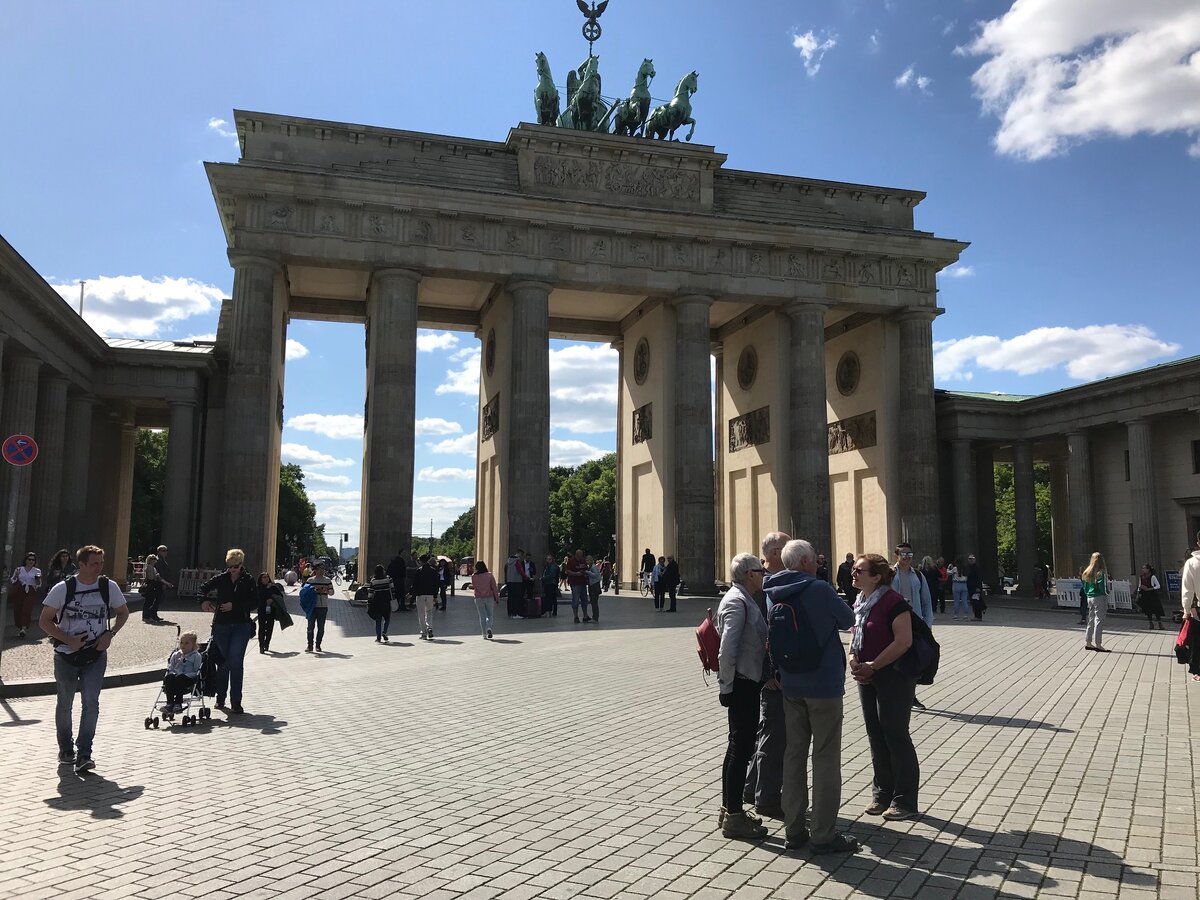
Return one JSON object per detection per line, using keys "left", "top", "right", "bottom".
{"left": 1056, "top": 578, "right": 1132, "bottom": 610}
{"left": 177, "top": 568, "right": 225, "bottom": 597}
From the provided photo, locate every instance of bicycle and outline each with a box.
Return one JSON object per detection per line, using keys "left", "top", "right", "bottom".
{"left": 638, "top": 571, "right": 652, "bottom": 597}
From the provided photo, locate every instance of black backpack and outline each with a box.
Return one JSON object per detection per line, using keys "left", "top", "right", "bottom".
{"left": 767, "top": 582, "right": 837, "bottom": 674}
{"left": 52, "top": 575, "right": 112, "bottom": 639}
{"left": 893, "top": 601, "right": 940, "bottom": 685}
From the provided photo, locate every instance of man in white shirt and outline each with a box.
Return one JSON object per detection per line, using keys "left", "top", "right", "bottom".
{"left": 39, "top": 545, "right": 128, "bottom": 774}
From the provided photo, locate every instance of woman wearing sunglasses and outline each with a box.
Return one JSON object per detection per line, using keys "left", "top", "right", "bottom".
{"left": 9, "top": 551, "right": 42, "bottom": 639}
{"left": 199, "top": 548, "right": 257, "bottom": 714}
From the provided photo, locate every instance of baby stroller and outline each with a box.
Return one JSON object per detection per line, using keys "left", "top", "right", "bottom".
{"left": 143, "top": 632, "right": 219, "bottom": 729}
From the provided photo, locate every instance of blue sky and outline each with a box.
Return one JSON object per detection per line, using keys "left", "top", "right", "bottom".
{"left": 3, "top": 1, "right": 1197, "bottom": 545}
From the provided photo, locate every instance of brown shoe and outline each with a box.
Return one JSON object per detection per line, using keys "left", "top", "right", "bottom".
{"left": 722, "top": 811, "right": 768, "bottom": 840}
{"left": 865, "top": 801, "right": 888, "bottom": 816}
{"left": 882, "top": 805, "right": 919, "bottom": 821}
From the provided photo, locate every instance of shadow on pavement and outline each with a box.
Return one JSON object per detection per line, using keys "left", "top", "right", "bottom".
{"left": 915, "top": 708, "right": 1072, "bottom": 733}
{"left": 489, "top": 638, "right": 523, "bottom": 645}
{"left": 0, "top": 698, "right": 40, "bottom": 726}
{"left": 45, "top": 771, "right": 144, "bottom": 819}
{"left": 215, "top": 713, "right": 287, "bottom": 735}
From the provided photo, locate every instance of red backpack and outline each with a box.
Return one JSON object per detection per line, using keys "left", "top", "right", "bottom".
{"left": 696, "top": 608, "right": 720, "bottom": 679}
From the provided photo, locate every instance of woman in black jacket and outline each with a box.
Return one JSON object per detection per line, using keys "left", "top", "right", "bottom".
{"left": 200, "top": 548, "right": 258, "bottom": 714}
{"left": 256, "top": 572, "right": 287, "bottom": 653}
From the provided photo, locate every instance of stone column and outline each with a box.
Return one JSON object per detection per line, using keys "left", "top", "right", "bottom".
{"left": 712, "top": 344, "right": 725, "bottom": 579}
{"left": 0, "top": 334, "right": 8, "bottom": 430}
{"left": 161, "top": 400, "right": 197, "bottom": 566}
{"left": 673, "top": 295, "right": 716, "bottom": 592}
{"left": 1013, "top": 440, "right": 1037, "bottom": 594}
{"left": 952, "top": 439, "right": 977, "bottom": 560}
{"left": 785, "top": 301, "right": 831, "bottom": 558}
{"left": 1, "top": 354, "right": 41, "bottom": 573}
{"left": 612, "top": 338, "right": 625, "bottom": 587}
{"left": 506, "top": 280, "right": 551, "bottom": 563}
{"left": 974, "top": 445, "right": 998, "bottom": 586}
{"left": 1049, "top": 459, "right": 1070, "bottom": 578}
{"left": 221, "top": 254, "right": 283, "bottom": 571}
{"left": 59, "top": 393, "right": 95, "bottom": 553}
{"left": 112, "top": 413, "right": 138, "bottom": 578}
{"left": 896, "top": 310, "right": 941, "bottom": 556}
{"left": 1066, "top": 431, "right": 1094, "bottom": 576}
{"left": 361, "top": 269, "right": 419, "bottom": 570}
{"left": 28, "top": 375, "right": 70, "bottom": 560}
{"left": 1127, "top": 418, "right": 1161, "bottom": 574}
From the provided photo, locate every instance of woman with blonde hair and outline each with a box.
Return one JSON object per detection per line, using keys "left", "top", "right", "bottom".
{"left": 199, "top": 548, "right": 258, "bottom": 713}
{"left": 1081, "top": 551, "right": 1112, "bottom": 653}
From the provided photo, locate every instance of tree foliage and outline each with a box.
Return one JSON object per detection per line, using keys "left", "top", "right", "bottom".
{"left": 993, "top": 462, "right": 1053, "bottom": 578}
{"left": 549, "top": 452, "right": 617, "bottom": 559}
{"left": 425, "top": 507, "right": 475, "bottom": 562}
{"left": 129, "top": 429, "right": 167, "bottom": 557}
{"left": 277, "top": 463, "right": 335, "bottom": 564}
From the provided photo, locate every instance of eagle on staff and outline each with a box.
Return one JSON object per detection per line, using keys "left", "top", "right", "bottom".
{"left": 577, "top": 0, "right": 609, "bottom": 52}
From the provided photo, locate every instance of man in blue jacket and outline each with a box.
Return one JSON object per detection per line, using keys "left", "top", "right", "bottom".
{"left": 764, "top": 539, "right": 859, "bottom": 855}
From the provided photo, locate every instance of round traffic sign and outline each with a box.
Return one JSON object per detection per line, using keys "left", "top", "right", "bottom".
{"left": 2, "top": 434, "right": 38, "bottom": 467}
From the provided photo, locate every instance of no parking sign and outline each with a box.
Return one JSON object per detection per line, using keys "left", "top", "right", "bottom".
{"left": 2, "top": 434, "right": 37, "bottom": 466}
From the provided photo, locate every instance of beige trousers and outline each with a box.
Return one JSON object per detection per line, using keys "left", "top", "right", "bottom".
{"left": 781, "top": 693, "right": 844, "bottom": 844}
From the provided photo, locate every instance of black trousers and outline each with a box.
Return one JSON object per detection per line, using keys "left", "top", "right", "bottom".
{"left": 858, "top": 667, "right": 920, "bottom": 811}
{"left": 664, "top": 584, "right": 677, "bottom": 611}
{"left": 142, "top": 582, "right": 163, "bottom": 620}
{"left": 654, "top": 584, "right": 665, "bottom": 608}
{"left": 506, "top": 581, "right": 525, "bottom": 618}
{"left": 163, "top": 674, "right": 196, "bottom": 704}
{"left": 722, "top": 677, "right": 763, "bottom": 811}
{"left": 258, "top": 617, "right": 274, "bottom": 652}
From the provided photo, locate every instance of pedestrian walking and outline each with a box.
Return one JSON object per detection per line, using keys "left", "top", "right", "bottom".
{"left": 566, "top": 549, "right": 589, "bottom": 622}
{"left": 45, "top": 549, "right": 77, "bottom": 595}
{"left": 387, "top": 550, "right": 408, "bottom": 611}
{"left": 1082, "top": 551, "right": 1112, "bottom": 652}
{"left": 504, "top": 549, "right": 526, "bottom": 619}
{"left": 368, "top": 565, "right": 393, "bottom": 642}
{"left": 9, "top": 551, "right": 42, "bottom": 639}
{"left": 200, "top": 549, "right": 257, "bottom": 713}
{"left": 541, "top": 554, "right": 560, "bottom": 617}
{"left": 920, "top": 556, "right": 941, "bottom": 615}
{"left": 950, "top": 558, "right": 969, "bottom": 619}
{"left": 662, "top": 555, "right": 680, "bottom": 612}
{"left": 471, "top": 560, "right": 500, "bottom": 640}
{"left": 141, "top": 553, "right": 172, "bottom": 623}
{"left": 966, "top": 555, "right": 985, "bottom": 620}
{"left": 303, "top": 560, "right": 335, "bottom": 653}
{"left": 39, "top": 545, "right": 128, "bottom": 773}
{"left": 651, "top": 556, "right": 665, "bottom": 609}
{"left": 413, "top": 554, "right": 440, "bottom": 640}
{"left": 586, "top": 554, "right": 602, "bottom": 621}
{"left": 1136, "top": 564, "right": 1165, "bottom": 630}
{"left": 255, "top": 572, "right": 286, "bottom": 653}
{"left": 715, "top": 552, "right": 769, "bottom": 841}
{"left": 849, "top": 553, "right": 922, "bottom": 821}
{"left": 743, "top": 530, "right": 789, "bottom": 818}
{"left": 836, "top": 552, "right": 857, "bottom": 604}
{"left": 891, "top": 542, "right": 933, "bottom": 709}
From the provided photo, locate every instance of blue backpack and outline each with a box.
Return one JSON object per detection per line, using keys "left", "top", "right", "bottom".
{"left": 298, "top": 583, "right": 317, "bottom": 619}
{"left": 767, "top": 582, "right": 835, "bottom": 674}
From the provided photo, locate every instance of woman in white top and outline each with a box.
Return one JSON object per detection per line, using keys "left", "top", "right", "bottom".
{"left": 9, "top": 551, "right": 42, "bottom": 638}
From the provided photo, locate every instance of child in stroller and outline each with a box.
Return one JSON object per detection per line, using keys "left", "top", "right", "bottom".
{"left": 145, "top": 630, "right": 212, "bottom": 728}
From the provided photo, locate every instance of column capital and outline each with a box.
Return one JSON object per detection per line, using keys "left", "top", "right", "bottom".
{"left": 227, "top": 251, "right": 283, "bottom": 275}
{"left": 610, "top": 337, "right": 625, "bottom": 352}
{"left": 44, "top": 372, "right": 72, "bottom": 389}
{"left": 67, "top": 391, "right": 98, "bottom": 406}
{"left": 894, "top": 306, "right": 940, "bottom": 325}
{"left": 371, "top": 267, "right": 423, "bottom": 288}
{"left": 784, "top": 298, "right": 832, "bottom": 318}
{"left": 8, "top": 352, "right": 42, "bottom": 378}
{"left": 669, "top": 293, "right": 713, "bottom": 310}
{"left": 1122, "top": 416, "right": 1151, "bottom": 428}
{"left": 506, "top": 278, "right": 553, "bottom": 297}
{"left": 168, "top": 398, "right": 199, "bottom": 410}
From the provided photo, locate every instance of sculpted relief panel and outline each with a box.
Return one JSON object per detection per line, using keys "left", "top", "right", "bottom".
{"left": 729, "top": 406, "right": 770, "bottom": 453}
{"left": 532, "top": 155, "right": 700, "bottom": 202}
{"left": 828, "top": 411, "right": 876, "bottom": 455}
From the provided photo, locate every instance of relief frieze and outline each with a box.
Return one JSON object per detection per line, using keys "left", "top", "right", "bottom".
{"left": 532, "top": 154, "right": 700, "bottom": 202}
{"left": 827, "top": 411, "right": 876, "bottom": 455}
{"left": 481, "top": 393, "right": 500, "bottom": 442}
{"left": 632, "top": 403, "right": 652, "bottom": 445}
{"left": 729, "top": 406, "right": 770, "bottom": 453}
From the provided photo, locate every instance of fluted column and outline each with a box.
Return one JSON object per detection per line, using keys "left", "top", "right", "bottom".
{"left": 897, "top": 310, "right": 941, "bottom": 556}
{"left": 506, "top": 280, "right": 551, "bottom": 563}
{"left": 1067, "top": 431, "right": 1094, "bottom": 575}
{"left": 1013, "top": 440, "right": 1037, "bottom": 594}
{"left": 1127, "top": 418, "right": 1160, "bottom": 574}
{"left": 0, "top": 334, "right": 8, "bottom": 429}
{"left": 161, "top": 400, "right": 198, "bottom": 566}
{"left": 221, "top": 254, "right": 283, "bottom": 571}
{"left": 360, "top": 269, "right": 420, "bottom": 570}
{"left": 974, "top": 445, "right": 998, "bottom": 586}
{"left": 59, "top": 393, "right": 95, "bottom": 553}
{"left": 612, "top": 338, "right": 625, "bottom": 585}
{"left": 712, "top": 344, "right": 726, "bottom": 578}
{"left": 785, "top": 301, "right": 831, "bottom": 558}
{"left": 28, "top": 375, "right": 70, "bottom": 560}
{"left": 1049, "top": 459, "right": 1070, "bottom": 578}
{"left": 952, "top": 439, "right": 978, "bottom": 560}
{"left": 673, "top": 295, "right": 716, "bottom": 591}
{"left": 112, "top": 413, "right": 138, "bottom": 578}
{"left": 1, "top": 354, "right": 41, "bottom": 573}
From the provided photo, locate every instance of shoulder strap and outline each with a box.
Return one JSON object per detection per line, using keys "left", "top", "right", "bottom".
{"left": 56, "top": 576, "right": 77, "bottom": 624}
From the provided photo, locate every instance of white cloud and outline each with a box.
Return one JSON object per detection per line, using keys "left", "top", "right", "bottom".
{"left": 550, "top": 344, "right": 619, "bottom": 434}
{"left": 791, "top": 29, "right": 838, "bottom": 77}
{"left": 895, "top": 65, "right": 934, "bottom": 95}
{"left": 281, "top": 442, "right": 355, "bottom": 470}
{"left": 414, "top": 417, "right": 463, "bottom": 436}
{"left": 942, "top": 264, "right": 975, "bottom": 279}
{"left": 285, "top": 339, "right": 309, "bottom": 361}
{"left": 435, "top": 347, "right": 481, "bottom": 396}
{"left": 417, "top": 331, "right": 461, "bottom": 352}
{"left": 50, "top": 275, "right": 223, "bottom": 338}
{"left": 313, "top": 503, "right": 360, "bottom": 541}
{"left": 182, "top": 333, "right": 216, "bottom": 343}
{"left": 868, "top": 30, "right": 882, "bottom": 52}
{"left": 550, "top": 439, "right": 608, "bottom": 467}
{"left": 207, "top": 116, "right": 239, "bottom": 149}
{"left": 429, "top": 431, "right": 478, "bottom": 455}
{"left": 417, "top": 466, "right": 475, "bottom": 482}
{"left": 305, "top": 472, "right": 351, "bottom": 486}
{"left": 962, "top": 2, "right": 1200, "bottom": 160}
{"left": 308, "top": 490, "right": 361, "bottom": 503}
{"left": 934, "top": 324, "right": 1181, "bottom": 383}
{"left": 412, "top": 495, "right": 476, "bottom": 534}
{"left": 285, "top": 414, "right": 364, "bottom": 440}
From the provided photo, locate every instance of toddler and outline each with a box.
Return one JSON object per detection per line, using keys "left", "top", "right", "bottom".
{"left": 162, "top": 631, "right": 202, "bottom": 714}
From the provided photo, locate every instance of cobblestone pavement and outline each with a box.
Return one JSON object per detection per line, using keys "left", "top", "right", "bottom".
{"left": 2, "top": 594, "right": 1198, "bottom": 899}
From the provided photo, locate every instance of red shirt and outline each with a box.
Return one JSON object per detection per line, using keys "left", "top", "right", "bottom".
{"left": 855, "top": 589, "right": 910, "bottom": 663}
{"left": 566, "top": 558, "right": 589, "bottom": 586}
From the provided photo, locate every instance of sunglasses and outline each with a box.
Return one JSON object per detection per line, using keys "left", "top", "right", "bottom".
{"left": 897, "top": 551, "right": 914, "bottom": 558}
{"left": 852, "top": 567, "right": 872, "bottom": 575}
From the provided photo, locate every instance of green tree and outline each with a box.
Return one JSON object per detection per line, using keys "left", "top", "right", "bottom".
{"left": 429, "top": 507, "right": 475, "bottom": 562}
{"left": 993, "top": 462, "right": 1053, "bottom": 580}
{"left": 129, "top": 429, "right": 167, "bottom": 557}
{"left": 549, "top": 452, "right": 616, "bottom": 559}
{"left": 276, "top": 463, "right": 335, "bottom": 565}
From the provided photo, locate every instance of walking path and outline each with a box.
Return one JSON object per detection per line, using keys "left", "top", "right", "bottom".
{"left": 2, "top": 594, "right": 1197, "bottom": 899}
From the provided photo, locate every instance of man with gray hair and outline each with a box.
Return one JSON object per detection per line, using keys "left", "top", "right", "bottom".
{"left": 742, "top": 530, "right": 789, "bottom": 818}
{"left": 765, "top": 538, "right": 858, "bottom": 854}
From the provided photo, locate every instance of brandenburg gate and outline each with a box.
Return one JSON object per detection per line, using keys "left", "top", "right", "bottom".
{"left": 203, "top": 108, "right": 966, "bottom": 588}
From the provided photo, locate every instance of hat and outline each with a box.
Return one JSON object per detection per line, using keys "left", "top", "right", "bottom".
{"left": 312, "top": 560, "right": 327, "bottom": 569}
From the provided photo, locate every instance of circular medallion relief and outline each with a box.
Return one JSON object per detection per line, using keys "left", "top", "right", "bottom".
{"left": 736, "top": 345, "right": 758, "bottom": 391}
{"left": 485, "top": 329, "right": 496, "bottom": 377}
{"left": 633, "top": 337, "right": 650, "bottom": 386}
{"left": 835, "top": 351, "right": 861, "bottom": 396}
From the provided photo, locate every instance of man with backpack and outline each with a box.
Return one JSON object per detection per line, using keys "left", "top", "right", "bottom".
{"left": 893, "top": 542, "right": 934, "bottom": 710}
{"left": 38, "top": 545, "right": 129, "bottom": 774}
{"left": 764, "top": 539, "right": 859, "bottom": 855}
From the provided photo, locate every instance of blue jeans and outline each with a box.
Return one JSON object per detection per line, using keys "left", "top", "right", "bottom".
{"left": 475, "top": 597, "right": 494, "bottom": 634}
{"left": 375, "top": 610, "right": 390, "bottom": 639}
{"left": 952, "top": 582, "right": 970, "bottom": 617}
{"left": 54, "top": 650, "right": 107, "bottom": 758}
{"left": 570, "top": 584, "right": 589, "bottom": 615}
{"left": 211, "top": 622, "right": 253, "bottom": 705}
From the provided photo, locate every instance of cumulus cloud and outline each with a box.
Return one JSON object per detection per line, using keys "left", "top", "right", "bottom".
{"left": 791, "top": 29, "right": 838, "bottom": 76}
{"left": 305, "top": 472, "right": 351, "bottom": 486}
{"left": 417, "top": 330, "right": 461, "bottom": 352}
{"left": 207, "top": 116, "right": 239, "bottom": 149}
{"left": 281, "top": 442, "right": 355, "bottom": 470}
{"left": 550, "top": 344, "right": 619, "bottom": 434}
{"left": 934, "top": 324, "right": 1181, "bottom": 383}
{"left": 412, "top": 495, "right": 476, "bottom": 534}
{"left": 285, "top": 414, "right": 364, "bottom": 440}
{"left": 551, "top": 439, "right": 608, "bottom": 467}
{"left": 895, "top": 65, "right": 934, "bottom": 94}
{"left": 429, "top": 431, "right": 478, "bottom": 455}
{"left": 962, "top": 1, "right": 1200, "bottom": 160}
{"left": 868, "top": 30, "right": 882, "bottom": 52}
{"left": 414, "top": 417, "right": 463, "bottom": 436}
{"left": 285, "top": 339, "right": 309, "bottom": 361}
{"left": 50, "top": 275, "right": 223, "bottom": 338}
{"left": 942, "top": 264, "right": 975, "bottom": 279}
{"left": 307, "top": 490, "right": 361, "bottom": 503}
{"left": 435, "top": 347, "right": 481, "bottom": 396}
{"left": 417, "top": 466, "right": 475, "bottom": 482}
{"left": 312, "top": 503, "right": 360, "bottom": 542}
